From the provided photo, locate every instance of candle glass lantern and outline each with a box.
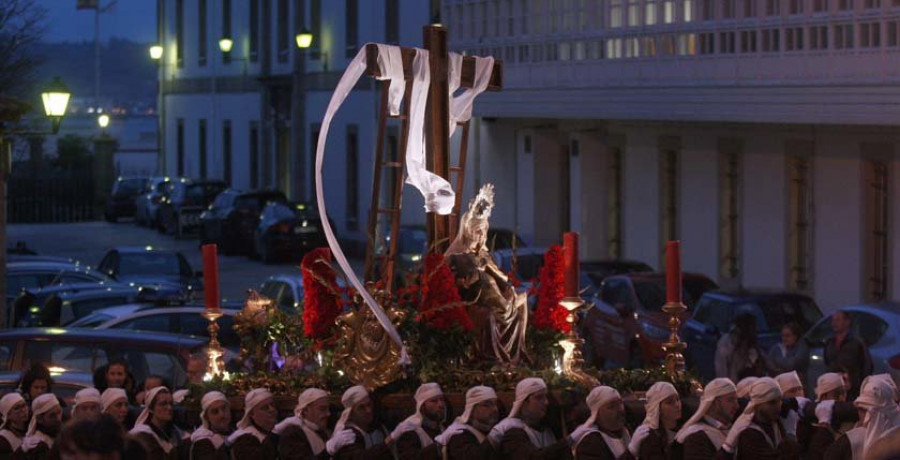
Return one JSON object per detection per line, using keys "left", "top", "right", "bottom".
{"left": 557, "top": 296, "right": 599, "bottom": 388}
{"left": 202, "top": 307, "right": 225, "bottom": 380}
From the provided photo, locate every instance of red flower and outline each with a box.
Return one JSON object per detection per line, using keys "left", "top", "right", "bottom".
{"left": 416, "top": 253, "right": 472, "bottom": 332}
{"left": 533, "top": 245, "right": 570, "bottom": 333}
{"left": 300, "top": 248, "right": 342, "bottom": 348}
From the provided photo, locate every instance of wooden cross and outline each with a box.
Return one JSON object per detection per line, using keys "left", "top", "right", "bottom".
{"left": 363, "top": 25, "right": 502, "bottom": 257}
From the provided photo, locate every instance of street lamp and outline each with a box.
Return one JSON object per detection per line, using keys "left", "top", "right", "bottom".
{"left": 40, "top": 77, "right": 72, "bottom": 135}
{"left": 149, "top": 44, "right": 164, "bottom": 60}
{"left": 295, "top": 29, "right": 313, "bottom": 49}
{"left": 218, "top": 37, "right": 233, "bottom": 53}
{"left": 97, "top": 114, "right": 110, "bottom": 131}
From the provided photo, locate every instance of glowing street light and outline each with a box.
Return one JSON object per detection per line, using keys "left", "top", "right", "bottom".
{"left": 149, "top": 44, "right": 164, "bottom": 60}
{"left": 295, "top": 30, "right": 313, "bottom": 49}
{"left": 97, "top": 114, "right": 110, "bottom": 129}
{"left": 40, "top": 77, "right": 71, "bottom": 134}
{"left": 219, "top": 37, "right": 234, "bottom": 53}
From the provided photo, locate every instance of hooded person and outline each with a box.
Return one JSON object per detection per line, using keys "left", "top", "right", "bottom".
{"left": 226, "top": 388, "right": 278, "bottom": 459}
{"left": 628, "top": 382, "right": 681, "bottom": 459}
{"left": 71, "top": 388, "right": 102, "bottom": 422}
{"left": 723, "top": 377, "right": 800, "bottom": 459}
{"left": 570, "top": 386, "right": 631, "bottom": 460}
{"left": 673, "top": 378, "right": 738, "bottom": 460}
{"left": 0, "top": 392, "right": 27, "bottom": 455}
{"left": 129, "top": 386, "right": 179, "bottom": 459}
{"left": 189, "top": 391, "right": 231, "bottom": 460}
{"left": 805, "top": 372, "right": 852, "bottom": 460}
{"left": 774, "top": 371, "right": 805, "bottom": 399}
{"left": 488, "top": 377, "right": 574, "bottom": 459}
{"left": 391, "top": 382, "right": 445, "bottom": 460}
{"left": 736, "top": 377, "right": 758, "bottom": 400}
{"left": 274, "top": 388, "right": 332, "bottom": 460}
{"left": 435, "top": 385, "right": 499, "bottom": 460}
{"left": 774, "top": 371, "right": 812, "bottom": 454}
{"left": 20, "top": 393, "right": 62, "bottom": 459}
{"left": 101, "top": 388, "right": 130, "bottom": 427}
{"left": 854, "top": 377, "right": 900, "bottom": 458}
{"left": 326, "top": 385, "right": 393, "bottom": 460}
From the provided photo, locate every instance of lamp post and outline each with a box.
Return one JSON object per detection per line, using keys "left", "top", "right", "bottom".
{"left": 97, "top": 114, "right": 110, "bottom": 134}
{"left": 293, "top": 29, "right": 312, "bottom": 201}
{"left": 0, "top": 78, "right": 72, "bottom": 327}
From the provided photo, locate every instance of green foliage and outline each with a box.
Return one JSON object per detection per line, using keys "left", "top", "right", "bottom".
{"left": 54, "top": 134, "right": 91, "bottom": 170}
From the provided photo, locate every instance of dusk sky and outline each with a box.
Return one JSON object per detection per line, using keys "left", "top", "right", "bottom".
{"left": 37, "top": 0, "right": 156, "bottom": 43}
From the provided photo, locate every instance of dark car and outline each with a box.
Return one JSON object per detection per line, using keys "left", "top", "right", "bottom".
{"left": 10, "top": 282, "right": 130, "bottom": 328}
{"left": 201, "top": 189, "right": 288, "bottom": 255}
{"left": 682, "top": 290, "right": 823, "bottom": 380}
{"left": 0, "top": 328, "right": 205, "bottom": 389}
{"left": 135, "top": 176, "right": 174, "bottom": 227}
{"left": 17, "top": 286, "right": 145, "bottom": 327}
{"left": 0, "top": 370, "right": 93, "bottom": 405}
{"left": 582, "top": 272, "right": 719, "bottom": 369}
{"left": 580, "top": 260, "right": 654, "bottom": 298}
{"left": 97, "top": 247, "right": 203, "bottom": 297}
{"left": 253, "top": 202, "right": 328, "bottom": 263}
{"left": 104, "top": 177, "right": 148, "bottom": 222}
{"left": 158, "top": 179, "right": 227, "bottom": 237}
{"left": 81, "top": 304, "right": 242, "bottom": 350}
{"left": 6, "top": 261, "right": 111, "bottom": 307}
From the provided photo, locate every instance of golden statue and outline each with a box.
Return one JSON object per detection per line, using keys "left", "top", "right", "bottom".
{"left": 332, "top": 285, "right": 407, "bottom": 389}
{"left": 445, "top": 184, "right": 530, "bottom": 365}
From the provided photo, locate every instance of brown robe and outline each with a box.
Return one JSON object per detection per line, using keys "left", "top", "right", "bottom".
{"left": 445, "top": 429, "right": 495, "bottom": 460}
{"left": 277, "top": 424, "right": 329, "bottom": 460}
{"left": 804, "top": 425, "right": 837, "bottom": 460}
{"left": 132, "top": 431, "right": 178, "bottom": 460}
{"left": 575, "top": 431, "right": 634, "bottom": 460}
{"left": 333, "top": 430, "right": 393, "bottom": 460}
{"left": 395, "top": 424, "right": 441, "bottom": 460}
{"left": 0, "top": 434, "right": 19, "bottom": 460}
{"left": 229, "top": 432, "right": 278, "bottom": 460}
{"left": 499, "top": 427, "right": 572, "bottom": 460}
{"left": 680, "top": 430, "right": 718, "bottom": 460}
{"left": 14, "top": 441, "right": 49, "bottom": 460}
{"left": 636, "top": 429, "right": 670, "bottom": 460}
{"left": 734, "top": 419, "right": 801, "bottom": 460}
{"left": 189, "top": 438, "right": 229, "bottom": 460}
{"left": 822, "top": 433, "right": 852, "bottom": 460}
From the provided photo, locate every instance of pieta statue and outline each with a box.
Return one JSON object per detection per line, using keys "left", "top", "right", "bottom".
{"left": 445, "top": 184, "right": 530, "bottom": 365}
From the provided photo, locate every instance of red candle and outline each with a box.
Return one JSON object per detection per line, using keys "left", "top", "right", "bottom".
{"left": 202, "top": 244, "right": 220, "bottom": 311}
{"left": 563, "top": 232, "right": 579, "bottom": 298}
{"left": 665, "top": 240, "right": 682, "bottom": 304}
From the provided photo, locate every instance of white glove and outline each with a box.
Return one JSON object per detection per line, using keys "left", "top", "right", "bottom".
{"left": 569, "top": 425, "right": 594, "bottom": 445}
{"left": 488, "top": 419, "right": 518, "bottom": 447}
{"left": 326, "top": 429, "right": 356, "bottom": 455}
{"left": 796, "top": 396, "right": 812, "bottom": 413}
{"left": 782, "top": 409, "right": 800, "bottom": 437}
{"left": 435, "top": 426, "right": 465, "bottom": 446}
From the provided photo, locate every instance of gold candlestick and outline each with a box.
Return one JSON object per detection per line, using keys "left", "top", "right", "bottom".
{"left": 557, "top": 296, "right": 599, "bottom": 388}
{"left": 661, "top": 300, "right": 687, "bottom": 377}
{"left": 202, "top": 308, "right": 225, "bottom": 380}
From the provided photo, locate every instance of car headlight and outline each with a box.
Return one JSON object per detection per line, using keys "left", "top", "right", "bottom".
{"left": 640, "top": 322, "right": 671, "bottom": 341}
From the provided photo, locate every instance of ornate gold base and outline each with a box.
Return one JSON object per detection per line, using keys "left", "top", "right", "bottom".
{"left": 558, "top": 296, "right": 599, "bottom": 388}
{"left": 660, "top": 301, "right": 687, "bottom": 378}
{"left": 202, "top": 309, "right": 225, "bottom": 381}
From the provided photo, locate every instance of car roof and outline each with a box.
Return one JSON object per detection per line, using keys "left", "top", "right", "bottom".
{"left": 53, "top": 287, "right": 139, "bottom": 301}
{"left": 0, "top": 327, "right": 207, "bottom": 346}
{"left": 835, "top": 302, "right": 900, "bottom": 316}
{"left": 100, "top": 307, "right": 240, "bottom": 326}
{"left": 0, "top": 370, "right": 94, "bottom": 387}
{"left": 7, "top": 261, "right": 85, "bottom": 270}
{"left": 109, "top": 247, "right": 181, "bottom": 255}
{"left": 701, "top": 290, "right": 815, "bottom": 302}
{"left": 22, "top": 282, "right": 124, "bottom": 297}
{"left": 7, "top": 255, "right": 78, "bottom": 264}
{"left": 492, "top": 247, "right": 548, "bottom": 257}
{"left": 582, "top": 260, "right": 652, "bottom": 269}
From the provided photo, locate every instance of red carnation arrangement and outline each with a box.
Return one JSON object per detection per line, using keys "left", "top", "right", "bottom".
{"left": 532, "top": 244, "right": 570, "bottom": 333}
{"left": 300, "top": 248, "right": 342, "bottom": 348}
{"left": 416, "top": 253, "right": 472, "bottom": 332}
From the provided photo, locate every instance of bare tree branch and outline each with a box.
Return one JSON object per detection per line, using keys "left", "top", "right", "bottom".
{"left": 0, "top": 0, "right": 48, "bottom": 97}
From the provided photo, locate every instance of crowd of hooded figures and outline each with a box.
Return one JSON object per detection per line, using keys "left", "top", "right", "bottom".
{"left": 0, "top": 368, "right": 896, "bottom": 460}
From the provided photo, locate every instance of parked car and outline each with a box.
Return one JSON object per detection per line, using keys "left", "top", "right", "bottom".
{"left": 0, "top": 370, "right": 93, "bottom": 404}
{"left": 158, "top": 179, "right": 227, "bottom": 237}
{"left": 803, "top": 303, "right": 900, "bottom": 390}
{"left": 493, "top": 247, "right": 548, "bottom": 285}
{"left": 97, "top": 247, "right": 203, "bottom": 297}
{"left": 0, "top": 328, "right": 206, "bottom": 389}
{"left": 582, "top": 272, "right": 719, "bottom": 369}
{"left": 258, "top": 274, "right": 304, "bottom": 312}
{"left": 104, "top": 176, "right": 148, "bottom": 222}
{"left": 682, "top": 290, "right": 823, "bottom": 381}
{"left": 17, "top": 286, "right": 145, "bottom": 327}
{"left": 9, "top": 282, "right": 131, "bottom": 328}
{"left": 135, "top": 176, "right": 173, "bottom": 227}
{"left": 253, "top": 202, "right": 329, "bottom": 263}
{"left": 580, "top": 260, "right": 654, "bottom": 298}
{"left": 201, "top": 189, "right": 287, "bottom": 255}
{"left": 6, "top": 261, "right": 111, "bottom": 306}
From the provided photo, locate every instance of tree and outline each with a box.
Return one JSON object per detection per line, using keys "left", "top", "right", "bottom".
{"left": 0, "top": 0, "right": 48, "bottom": 98}
{"left": 55, "top": 134, "right": 92, "bottom": 170}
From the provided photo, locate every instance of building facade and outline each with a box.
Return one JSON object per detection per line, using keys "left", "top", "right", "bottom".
{"left": 445, "top": 0, "right": 900, "bottom": 311}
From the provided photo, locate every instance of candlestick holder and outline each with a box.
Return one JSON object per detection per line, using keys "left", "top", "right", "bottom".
{"left": 202, "top": 308, "right": 225, "bottom": 381}
{"left": 661, "top": 300, "right": 687, "bottom": 377}
{"left": 557, "top": 296, "right": 599, "bottom": 388}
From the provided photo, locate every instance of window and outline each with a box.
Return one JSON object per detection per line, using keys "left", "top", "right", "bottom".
{"left": 741, "top": 30, "right": 758, "bottom": 52}
{"left": 786, "top": 27, "right": 804, "bottom": 50}
{"left": 521, "top": 0, "right": 530, "bottom": 34}
{"left": 646, "top": 0, "right": 659, "bottom": 24}
{"left": 176, "top": 0, "right": 184, "bottom": 67}
{"left": 222, "top": 0, "right": 232, "bottom": 64}
{"left": 838, "top": 0, "right": 852, "bottom": 9}
{"left": 700, "top": 32, "right": 715, "bottom": 53}
{"left": 608, "top": 148, "right": 623, "bottom": 258}
{"left": 559, "top": 42, "right": 572, "bottom": 60}
{"left": 744, "top": 0, "right": 758, "bottom": 16}
{"left": 386, "top": 0, "right": 399, "bottom": 43}
{"left": 198, "top": 0, "right": 207, "bottom": 66}
{"left": 22, "top": 341, "right": 102, "bottom": 373}
{"left": 250, "top": 121, "right": 259, "bottom": 189}
{"left": 865, "top": 0, "right": 880, "bottom": 7}
{"left": 813, "top": 0, "right": 827, "bottom": 10}
{"left": 766, "top": 0, "right": 781, "bottom": 14}
{"left": 860, "top": 22, "right": 881, "bottom": 47}
{"left": 684, "top": 0, "right": 695, "bottom": 20}
{"left": 701, "top": 0, "right": 715, "bottom": 19}
{"left": 664, "top": 0, "right": 676, "bottom": 22}
{"left": 810, "top": 26, "right": 829, "bottom": 49}
{"left": 628, "top": 0, "right": 640, "bottom": 25}
{"left": 346, "top": 0, "right": 359, "bottom": 57}
{"left": 181, "top": 315, "right": 240, "bottom": 347}
{"left": 660, "top": 142, "right": 680, "bottom": 251}
{"left": 607, "top": 38, "right": 623, "bottom": 58}
{"left": 311, "top": 0, "right": 322, "bottom": 57}
{"left": 789, "top": 0, "right": 804, "bottom": 13}
{"left": 277, "top": 0, "right": 288, "bottom": 62}
{"left": 223, "top": 120, "right": 232, "bottom": 185}
{"left": 249, "top": 0, "right": 259, "bottom": 62}
{"left": 722, "top": 0, "right": 736, "bottom": 17}
{"left": 835, "top": 23, "right": 854, "bottom": 49}
{"left": 787, "top": 151, "right": 813, "bottom": 292}
{"left": 0, "top": 342, "right": 13, "bottom": 370}
{"left": 660, "top": 35, "right": 677, "bottom": 54}
{"left": 624, "top": 37, "right": 640, "bottom": 57}
{"left": 720, "top": 31, "right": 736, "bottom": 52}
{"left": 692, "top": 297, "right": 734, "bottom": 333}
{"left": 199, "top": 119, "right": 207, "bottom": 178}
{"left": 718, "top": 145, "right": 741, "bottom": 281}
{"left": 762, "top": 28, "right": 781, "bottom": 51}
{"left": 176, "top": 119, "right": 185, "bottom": 176}
{"left": 863, "top": 158, "right": 890, "bottom": 302}
{"left": 890, "top": 21, "right": 900, "bottom": 47}
{"left": 611, "top": 0, "right": 624, "bottom": 27}
{"left": 346, "top": 125, "right": 359, "bottom": 231}
{"left": 678, "top": 33, "right": 698, "bottom": 54}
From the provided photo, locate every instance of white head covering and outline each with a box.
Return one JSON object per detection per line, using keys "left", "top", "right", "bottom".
{"left": 26, "top": 394, "right": 60, "bottom": 437}
{"left": 863, "top": 374, "right": 899, "bottom": 402}
{"left": 335, "top": 385, "right": 370, "bottom": 433}
{"left": 815, "top": 373, "right": 845, "bottom": 401}
{"left": 294, "top": 388, "right": 330, "bottom": 419}
{"left": 854, "top": 377, "right": 900, "bottom": 455}
{"left": 236, "top": 388, "right": 274, "bottom": 431}
{"left": 675, "top": 378, "right": 736, "bottom": 442}
{"left": 723, "top": 377, "right": 783, "bottom": 453}
{"left": 775, "top": 371, "right": 803, "bottom": 395}
{"left": 200, "top": 391, "right": 229, "bottom": 430}
{"left": 0, "top": 393, "right": 25, "bottom": 430}
{"left": 72, "top": 388, "right": 101, "bottom": 414}
{"left": 134, "top": 386, "right": 170, "bottom": 427}
{"left": 391, "top": 383, "right": 445, "bottom": 446}
{"left": 641, "top": 382, "right": 679, "bottom": 429}
{"left": 191, "top": 391, "right": 230, "bottom": 449}
{"left": 580, "top": 386, "right": 622, "bottom": 429}
{"left": 736, "top": 377, "right": 758, "bottom": 399}
{"left": 506, "top": 378, "right": 547, "bottom": 419}
{"left": 101, "top": 388, "right": 128, "bottom": 413}
{"left": 457, "top": 386, "right": 497, "bottom": 425}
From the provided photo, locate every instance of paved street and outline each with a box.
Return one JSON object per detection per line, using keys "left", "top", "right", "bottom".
{"left": 9, "top": 220, "right": 361, "bottom": 301}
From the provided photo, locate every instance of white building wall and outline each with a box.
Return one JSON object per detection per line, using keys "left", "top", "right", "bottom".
{"left": 577, "top": 134, "right": 609, "bottom": 260}
{"left": 741, "top": 136, "right": 788, "bottom": 289}
{"left": 680, "top": 134, "right": 720, "bottom": 280}
{"left": 622, "top": 128, "right": 661, "bottom": 269}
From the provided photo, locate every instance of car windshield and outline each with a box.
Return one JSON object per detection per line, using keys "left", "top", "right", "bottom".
{"left": 805, "top": 310, "right": 888, "bottom": 347}
{"left": 750, "top": 298, "right": 822, "bottom": 333}
{"left": 118, "top": 253, "right": 182, "bottom": 277}
{"left": 186, "top": 183, "right": 225, "bottom": 203}
{"left": 634, "top": 277, "right": 714, "bottom": 311}
{"left": 267, "top": 204, "right": 298, "bottom": 221}
{"left": 115, "top": 179, "right": 145, "bottom": 195}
